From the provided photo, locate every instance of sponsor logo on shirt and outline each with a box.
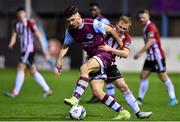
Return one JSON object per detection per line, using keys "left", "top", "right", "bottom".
{"left": 86, "top": 33, "right": 94, "bottom": 39}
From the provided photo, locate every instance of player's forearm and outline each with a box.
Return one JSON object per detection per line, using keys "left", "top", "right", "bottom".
{"left": 109, "top": 48, "right": 129, "bottom": 58}
{"left": 138, "top": 46, "right": 148, "bottom": 54}
{"left": 57, "top": 45, "right": 69, "bottom": 60}
{"left": 9, "top": 38, "right": 16, "bottom": 46}
{"left": 36, "top": 31, "right": 47, "bottom": 54}
{"left": 108, "top": 28, "right": 123, "bottom": 48}
{"left": 138, "top": 39, "right": 153, "bottom": 54}
{"left": 9, "top": 33, "right": 17, "bottom": 47}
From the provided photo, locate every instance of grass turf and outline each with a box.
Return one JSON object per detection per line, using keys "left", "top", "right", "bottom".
{"left": 0, "top": 68, "right": 179, "bottom": 121}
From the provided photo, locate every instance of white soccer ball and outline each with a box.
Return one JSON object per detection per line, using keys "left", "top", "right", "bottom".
{"left": 69, "top": 105, "right": 86, "bottom": 120}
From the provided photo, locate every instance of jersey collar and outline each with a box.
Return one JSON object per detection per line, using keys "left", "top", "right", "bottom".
{"left": 143, "top": 20, "right": 151, "bottom": 32}
{"left": 78, "top": 19, "right": 84, "bottom": 29}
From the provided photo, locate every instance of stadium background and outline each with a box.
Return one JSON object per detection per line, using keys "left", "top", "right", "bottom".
{"left": 0, "top": 0, "right": 180, "bottom": 121}
{"left": 0, "top": 0, "right": 180, "bottom": 70}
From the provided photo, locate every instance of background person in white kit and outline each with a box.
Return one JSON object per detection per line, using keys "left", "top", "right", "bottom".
{"left": 5, "top": 7, "right": 52, "bottom": 98}
{"left": 134, "top": 9, "right": 178, "bottom": 106}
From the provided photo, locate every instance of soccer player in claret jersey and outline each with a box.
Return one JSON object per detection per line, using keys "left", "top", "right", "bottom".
{"left": 56, "top": 6, "right": 131, "bottom": 120}
{"left": 67, "top": 15, "right": 152, "bottom": 119}
{"left": 87, "top": 2, "right": 117, "bottom": 103}
{"left": 134, "top": 9, "right": 178, "bottom": 106}
{"left": 6, "top": 7, "right": 52, "bottom": 97}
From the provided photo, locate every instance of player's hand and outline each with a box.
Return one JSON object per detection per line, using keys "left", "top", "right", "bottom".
{"left": 98, "top": 44, "right": 112, "bottom": 52}
{"left": 56, "top": 57, "right": 63, "bottom": 73}
{"left": 134, "top": 53, "right": 141, "bottom": 60}
{"left": 8, "top": 43, "right": 13, "bottom": 49}
{"left": 53, "top": 70, "right": 61, "bottom": 76}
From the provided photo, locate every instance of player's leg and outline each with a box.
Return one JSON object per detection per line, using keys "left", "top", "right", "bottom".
{"left": 106, "top": 83, "right": 115, "bottom": 97}
{"left": 30, "top": 64, "right": 52, "bottom": 97}
{"left": 5, "top": 51, "right": 31, "bottom": 97}
{"left": 156, "top": 58, "right": 177, "bottom": 106}
{"left": 90, "top": 79, "right": 131, "bottom": 120}
{"left": 105, "top": 65, "right": 120, "bottom": 98}
{"left": 5, "top": 63, "right": 26, "bottom": 97}
{"left": 80, "top": 57, "right": 101, "bottom": 78}
{"left": 86, "top": 65, "right": 119, "bottom": 104}
{"left": 86, "top": 80, "right": 100, "bottom": 103}
{"left": 64, "top": 57, "right": 101, "bottom": 106}
{"left": 114, "top": 78, "right": 152, "bottom": 118}
{"left": 157, "top": 72, "right": 177, "bottom": 106}
{"left": 137, "top": 70, "right": 151, "bottom": 104}
{"left": 28, "top": 52, "right": 52, "bottom": 97}
{"left": 88, "top": 83, "right": 116, "bottom": 104}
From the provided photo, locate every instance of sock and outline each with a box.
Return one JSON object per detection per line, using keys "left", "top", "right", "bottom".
{"left": 123, "top": 90, "right": 140, "bottom": 113}
{"left": 33, "top": 71, "right": 50, "bottom": 92}
{"left": 164, "top": 78, "right": 176, "bottom": 99}
{"left": 73, "top": 77, "right": 89, "bottom": 100}
{"left": 138, "top": 79, "right": 149, "bottom": 99}
{"left": 106, "top": 83, "right": 115, "bottom": 97}
{"left": 101, "top": 94, "right": 124, "bottom": 112}
{"left": 13, "top": 70, "right": 25, "bottom": 95}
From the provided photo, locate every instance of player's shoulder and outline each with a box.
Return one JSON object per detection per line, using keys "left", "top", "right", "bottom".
{"left": 124, "top": 33, "right": 132, "bottom": 42}
{"left": 99, "top": 16, "right": 110, "bottom": 24}
{"left": 27, "top": 18, "right": 36, "bottom": 26}
{"left": 84, "top": 18, "right": 94, "bottom": 23}
{"left": 13, "top": 20, "right": 19, "bottom": 26}
{"left": 147, "top": 22, "right": 157, "bottom": 31}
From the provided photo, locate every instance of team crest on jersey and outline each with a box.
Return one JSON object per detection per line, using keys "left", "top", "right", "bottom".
{"left": 124, "top": 41, "right": 130, "bottom": 47}
{"left": 86, "top": 33, "right": 94, "bottom": 39}
{"left": 120, "top": 34, "right": 125, "bottom": 39}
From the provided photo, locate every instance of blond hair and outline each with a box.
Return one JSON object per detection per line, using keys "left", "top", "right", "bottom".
{"left": 119, "top": 16, "right": 132, "bottom": 27}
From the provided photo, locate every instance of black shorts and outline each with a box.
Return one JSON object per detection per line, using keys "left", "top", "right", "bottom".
{"left": 106, "top": 64, "right": 123, "bottom": 82}
{"left": 143, "top": 58, "right": 166, "bottom": 73}
{"left": 89, "top": 65, "right": 123, "bottom": 82}
{"left": 20, "top": 51, "right": 35, "bottom": 66}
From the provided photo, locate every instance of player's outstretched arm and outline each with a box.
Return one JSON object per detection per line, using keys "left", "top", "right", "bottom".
{"left": 93, "top": 20, "right": 123, "bottom": 48}
{"left": 99, "top": 44, "right": 130, "bottom": 58}
{"left": 8, "top": 31, "right": 17, "bottom": 49}
{"left": 105, "top": 26, "right": 123, "bottom": 48}
{"left": 34, "top": 29, "right": 49, "bottom": 58}
{"left": 56, "top": 44, "right": 69, "bottom": 72}
{"left": 134, "top": 38, "right": 153, "bottom": 59}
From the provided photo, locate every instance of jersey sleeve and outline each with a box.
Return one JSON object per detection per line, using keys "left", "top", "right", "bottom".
{"left": 100, "top": 18, "right": 110, "bottom": 25}
{"left": 93, "top": 19, "right": 108, "bottom": 35}
{"left": 13, "top": 22, "right": 17, "bottom": 33}
{"left": 147, "top": 25, "right": 155, "bottom": 39}
{"left": 28, "top": 19, "right": 38, "bottom": 32}
{"left": 64, "top": 30, "right": 74, "bottom": 46}
{"left": 123, "top": 35, "right": 131, "bottom": 50}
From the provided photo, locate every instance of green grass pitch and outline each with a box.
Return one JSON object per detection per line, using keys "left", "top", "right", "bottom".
{"left": 0, "top": 68, "right": 179, "bottom": 121}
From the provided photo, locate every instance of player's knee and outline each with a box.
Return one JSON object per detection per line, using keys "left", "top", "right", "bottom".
{"left": 119, "top": 83, "right": 129, "bottom": 93}
{"left": 80, "top": 64, "right": 88, "bottom": 72}
{"left": 92, "top": 88, "right": 98, "bottom": 97}
{"left": 159, "top": 72, "right": 168, "bottom": 81}
{"left": 29, "top": 65, "right": 37, "bottom": 75}
{"left": 17, "top": 63, "right": 26, "bottom": 71}
{"left": 140, "top": 73, "right": 147, "bottom": 80}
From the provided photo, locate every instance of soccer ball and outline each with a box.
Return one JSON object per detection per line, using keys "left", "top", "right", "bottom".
{"left": 69, "top": 105, "right": 86, "bottom": 120}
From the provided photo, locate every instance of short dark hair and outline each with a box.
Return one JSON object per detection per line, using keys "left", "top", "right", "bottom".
{"left": 64, "top": 5, "right": 79, "bottom": 18}
{"left": 139, "top": 9, "right": 150, "bottom": 15}
{"left": 16, "top": 7, "right": 25, "bottom": 13}
{"left": 89, "top": 2, "right": 100, "bottom": 8}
